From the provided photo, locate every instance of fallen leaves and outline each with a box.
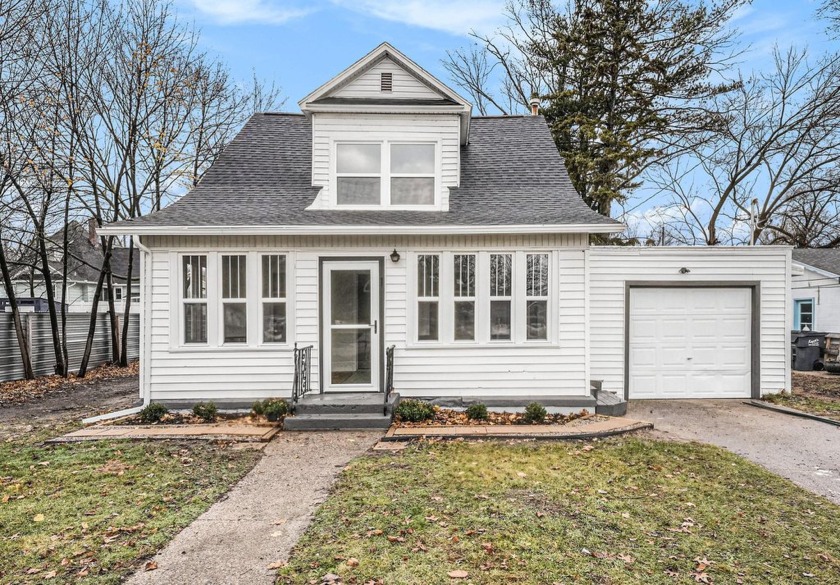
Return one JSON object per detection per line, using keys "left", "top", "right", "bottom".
{"left": 0, "top": 361, "right": 138, "bottom": 406}
{"left": 447, "top": 569, "right": 469, "bottom": 578}
{"left": 33, "top": 513, "right": 45, "bottom": 522}
{"left": 143, "top": 560, "right": 158, "bottom": 571}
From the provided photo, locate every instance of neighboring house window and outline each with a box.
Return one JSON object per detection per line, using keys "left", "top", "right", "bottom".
{"left": 114, "top": 287, "right": 123, "bottom": 301}
{"left": 261, "top": 254, "right": 287, "bottom": 343}
{"left": 390, "top": 144, "right": 434, "bottom": 205}
{"left": 80, "top": 285, "right": 89, "bottom": 303}
{"left": 795, "top": 299, "right": 814, "bottom": 331}
{"left": 417, "top": 254, "right": 439, "bottom": 341}
{"left": 183, "top": 255, "right": 207, "bottom": 344}
{"left": 221, "top": 255, "right": 247, "bottom": 343}
{"left": 335, "top": 141, "right": 436, "bottom": 207}
{"left": 526, "top": 254, "right": 549, "bottom": 340}
{"left": 453, "top": 254, "right": 476, "bottom": 341}
{"left": 336, "top": 143, "right": 381, "bottom": 205}
{"left": 489, "top": 253, "right": 512, "bottom": 341}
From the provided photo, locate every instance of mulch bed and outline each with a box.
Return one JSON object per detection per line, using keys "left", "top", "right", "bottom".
{"left": 395, "top": 407, "right": 599, "bottom": 428}
{"left": 792, "top": 371, "right": 840, "bottom": 401}
{"left": 112, "top": 412, "right": 281, "bottom": 426}
{"left": 0, "top": 361, "right": 139, "bottom": 406}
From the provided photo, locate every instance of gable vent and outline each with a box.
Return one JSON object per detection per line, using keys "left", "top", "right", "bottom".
{"left": 380, "top": 72, "right": 393, "bottom": 92}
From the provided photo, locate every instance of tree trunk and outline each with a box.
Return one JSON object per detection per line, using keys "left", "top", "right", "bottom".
{"left": 119, "top": 239, "right": 134, "bottom": 367}
{"left": 0, "top": 233, "right": 34, "bottom": 379}
{"left": 78, "top": 239, "right": 113, "bottom": 377}
{"left": 37, "top": 229, "right": 66, "bottom": 376}
{"left": 105, "top": 255, "right": 121, "bottom": 365}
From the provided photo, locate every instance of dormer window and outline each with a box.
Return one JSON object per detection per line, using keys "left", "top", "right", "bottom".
{"left": 335, "top": 141, "right": 437, "bottom": 207}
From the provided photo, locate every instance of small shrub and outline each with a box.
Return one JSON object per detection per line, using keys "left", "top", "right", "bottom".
{"left": 192, "top": 401, "right": 218, "bottom": 422}
{"left": 251, "top": 400, "right": 266, "bottom": 416}
{"left": 465, "top": 403, "right": 488, "bottom": 421}
{"left": 138, "top": 402, "right": 168, "bottom": 424}
{"left": 262, "top": 398, "right": 289, "bottom": 421}
{"left": 395, "top": 399, "right": 435, "bottom": 422}
{"left": 522, "top": 402, "right": 547, "bottom": 424}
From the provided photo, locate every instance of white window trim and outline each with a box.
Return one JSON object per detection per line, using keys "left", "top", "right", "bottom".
{"left": 219, "top": 254, "right": 248, "bottom": 346}
{"left": 524, "top": 253, "right": 550, "bottom": 342}
{"left": 794, "top": 297, "right": 815, "bottom": 331}
{"left": 171, "top": 250, "right": 294, "bottom": 351}
{"left": 451, "top": 253, "right": 477, "bottom": 343}
{"left": 489, "top": 252, "right": 514, "bottom": 343}
{"left": 259, "top": 253, "right": 290, "bottom": 345}
{"left": 331, "top": 138, "right": 441, "bottom": 210}
{"left": 415, "top": 253, "right": 441, "bottom": 343}
{"left": 407, "top": 250, "right": 557, "bottom": 347}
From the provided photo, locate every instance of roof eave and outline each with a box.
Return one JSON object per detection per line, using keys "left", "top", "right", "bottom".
{"left": 99, "top": 223, "right": 625, "bottom": 237}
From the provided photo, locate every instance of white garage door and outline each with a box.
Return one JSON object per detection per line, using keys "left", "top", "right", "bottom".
{"left": 628, "top": 287, "right": 752, "bottom": 399}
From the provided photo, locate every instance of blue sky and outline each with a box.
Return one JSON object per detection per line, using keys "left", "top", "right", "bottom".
{"left": 178, "top": 0, "right": 838, "bottom": 108}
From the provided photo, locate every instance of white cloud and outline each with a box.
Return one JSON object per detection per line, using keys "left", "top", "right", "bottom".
{"left": 189, "top": 0, "right": 312, "bottom": 25}
{"left": 331, "top": 0, "right": 507, "bottom": 36}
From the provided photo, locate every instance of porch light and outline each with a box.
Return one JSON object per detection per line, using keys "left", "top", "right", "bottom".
{"left": 390, "top": 249, "right": 401, "bottom": 263}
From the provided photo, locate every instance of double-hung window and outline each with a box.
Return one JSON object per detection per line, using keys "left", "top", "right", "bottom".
{"left": 182, "top": 255, "right": 207, "bottom": 344}
{"left": 221, "top": 255, "right": 247, "bottom": 344}
{"left": 335, "top": 141, "right": 436, "bottom": 207}
{"left": 453, "top": 254, "right": 476, "bottom": 341}
{"left": 417, "top": 254, "right": 440, "bottom": 341}
{"left": 526, "top": 254, "right": 549, "bottom": 340}
{"left": 336, "top": 143, "right": 381, "bottom": 205}
{"left": 261, "top": 255, "right": 287, "bottom": 343}
{"left": 489, "top": 254, "right": 513, "bottom": 341}
{"left": 390, "top": 144, "right": 435, "bottom": 205}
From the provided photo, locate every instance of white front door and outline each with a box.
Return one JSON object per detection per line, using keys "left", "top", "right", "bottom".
{"left": 628, "top": 287, "right": 752, "bottom": 399}
{"left": 322, "top": 260, "right": 380, "bottom": 392}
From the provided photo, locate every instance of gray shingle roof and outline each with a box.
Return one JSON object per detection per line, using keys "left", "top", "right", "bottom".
{"left": 793, "top": 249, "right": 840, "bottom": 276}
{"left": 109, "top": 113, "right": 620, "bottom": 231}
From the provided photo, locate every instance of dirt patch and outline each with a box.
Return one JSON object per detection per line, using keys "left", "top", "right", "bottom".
{"left": 764, "top": 371, "right": 840, "bottom": 421}
{"left": 0, "top": 368, "right": 139, "bottom": 439}
{"left": 395, "top": 407, "right": 597, "bottom": 428}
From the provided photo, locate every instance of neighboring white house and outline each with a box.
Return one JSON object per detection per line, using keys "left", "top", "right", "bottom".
{"left": 0, "top": 221, "right": 139, "bottom": 314}
{"left": 100, "top": 43, "right": 791, "bottom": 418}
{"left": 792, "top": 249, "right": 840, "bottom": 334}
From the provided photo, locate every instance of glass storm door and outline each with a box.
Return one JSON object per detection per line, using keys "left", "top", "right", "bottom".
{"left": 322, "top": 261, "right": 380, "bottom": 392}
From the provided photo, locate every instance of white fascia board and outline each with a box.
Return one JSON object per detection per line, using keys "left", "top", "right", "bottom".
{"left": 302, "top": 103, "right": 469, "bottom": 115}
{"left": 98, "top": 223, "right": 625, "bottom": 237}
{"left": 794, "top": 261, "right": 839, "bottom": 279}
{"left": 590, "top": 244, "right": 794, "bottom": 255}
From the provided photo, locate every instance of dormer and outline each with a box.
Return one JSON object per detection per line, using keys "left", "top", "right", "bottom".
{"left": 299, "top": 43, "right": 472, "bottom": 212}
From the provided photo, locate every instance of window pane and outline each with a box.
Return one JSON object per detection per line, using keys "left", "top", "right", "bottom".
{"left": 454, "top": 301, "right": 475, "bottom": 341}
{"left": 391, "top": 177, "right": 434, "bottom": 205}
{"left": 454, "top": 254, "right": 475, "bottom": 297}
{"left": 261, "top": 255, "right": 286, "bottom": 299}
{"left": 391, "top": 144, "right": 434, "bottom": 173}
{"left": 417, "top": 255, "right": 439, "bottom": 297}
{"left": 490, "top": 300, "right": 511, "bottom": 340}
{"left": 331, "top": 270, "right": 371, "bottom": 325}
{"left": 331, "top": 329, "right": 372, "bottom": 384}
{"left": 263, "top": 302, "right": 286, "bottom": 343}
{"left": 527, "top": 300, "right": 548, "bottom": 340}
{"left": 184, "top": 303, "right": 207, "bottom": 343}
{"left": 223, "top": 303, "right": 247, "bottom": 343}
{"left": 183, "top": 255, "right": 206, "bottom": 299}
{"left": 490, "top": 254, "right": 512, "bottom": 297}
{"left": 527, "top": 254, "right": 549, "bottom": 297}
{"left": 222, "top": 255, "right": 246, "bottom": 299}
{"left": 337, "top": 177, "right": 381, "bottom": 205}
{"left": 418, "top": 301, "right": 439, "bottom": 341}
{"left": 337, "top": 143, "right": 380, "bottom": 174}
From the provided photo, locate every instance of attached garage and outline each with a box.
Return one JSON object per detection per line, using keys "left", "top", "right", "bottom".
{"left": 588, "top": 247, "right": 791, "bottom": 401}
{"left": 627, "top": 286, "right": 755, "bottom": 399}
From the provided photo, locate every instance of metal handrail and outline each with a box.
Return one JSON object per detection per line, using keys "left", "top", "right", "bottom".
{"left": 385, "top": 345, "right": 395, "bottom": 415}
{"left": 292, "top": 343, "right": 313, "bottom": 408}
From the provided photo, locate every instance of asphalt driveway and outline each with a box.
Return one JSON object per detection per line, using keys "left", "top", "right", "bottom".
{"left": 628, "top": 400, "right": 840, "bottom": 505}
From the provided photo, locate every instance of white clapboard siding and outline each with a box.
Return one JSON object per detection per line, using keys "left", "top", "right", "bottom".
{"left": 792, "top": 266, "right": 840, "bottom": 333}
{"left": 309, "top": 113, "right": 461, "bottom": 209}
{"left": 331, "top": 57, "right": 442, "bottom": 100}
{"left": 143, "top": 233, "right": 589, "bottom": 402}
{"left": 588, "top": 247, "right": 791, "bottom": 397}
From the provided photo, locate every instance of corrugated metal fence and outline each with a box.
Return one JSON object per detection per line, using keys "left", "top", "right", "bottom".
{"left": 0, "top": 313, "right": 139, "bottom": 382}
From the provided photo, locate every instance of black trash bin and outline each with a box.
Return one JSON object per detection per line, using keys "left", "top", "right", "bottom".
{"left": 791, "top": 331, "right": 826, "bottom": 371}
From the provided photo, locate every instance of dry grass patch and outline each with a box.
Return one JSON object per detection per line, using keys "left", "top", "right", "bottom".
{"left": 764, "top": 372, "right": 840, "bottom": 421}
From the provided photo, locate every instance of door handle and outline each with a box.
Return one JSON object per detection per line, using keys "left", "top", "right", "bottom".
{"left": 371, "top": 320, "right": 378, "bottom": 334}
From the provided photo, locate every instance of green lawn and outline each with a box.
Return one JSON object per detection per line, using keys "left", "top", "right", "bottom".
{"left": 278, "top": 438, "right": 840, "bottom": 584}
{"left": 0, "top": 434, "right": 261, "bottom": 584}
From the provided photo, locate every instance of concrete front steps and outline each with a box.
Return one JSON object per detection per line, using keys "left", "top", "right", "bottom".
{"left": 284, "top": 392, "right": 399, "bottom": 430}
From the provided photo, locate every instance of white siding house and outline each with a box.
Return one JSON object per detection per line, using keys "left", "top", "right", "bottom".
{"left": 791, "top": 249, "right": 840, "bottom": 334}
{"left": 101, "top": 43, "right": 791, "bottom": 418}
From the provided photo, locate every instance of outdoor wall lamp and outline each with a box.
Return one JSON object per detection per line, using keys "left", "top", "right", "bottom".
{"left": 390, "top": 249, "right": 401, "bottom": 263}
{"left": 679, "top": 267, "right": 691, "bottom": 274}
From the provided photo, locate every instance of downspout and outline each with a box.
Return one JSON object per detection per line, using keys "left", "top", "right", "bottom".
{"left": 135, "top": 235, "right": 152, "bottom": 405}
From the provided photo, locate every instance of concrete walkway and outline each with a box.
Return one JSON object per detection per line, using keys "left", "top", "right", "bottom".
{"left": 629, "top": 400, "right": 840, "bottom": 505}
{"left": 126, "top": 431, "right": 381, "bottom": 585}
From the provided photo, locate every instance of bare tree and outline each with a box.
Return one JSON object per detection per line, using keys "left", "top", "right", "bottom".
{"left": 649, "top": 47, "right": 840, "bottom": 246}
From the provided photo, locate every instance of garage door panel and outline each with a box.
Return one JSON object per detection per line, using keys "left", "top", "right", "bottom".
{"left": 629, "top": 287, "right": 751, "bottom": 399}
